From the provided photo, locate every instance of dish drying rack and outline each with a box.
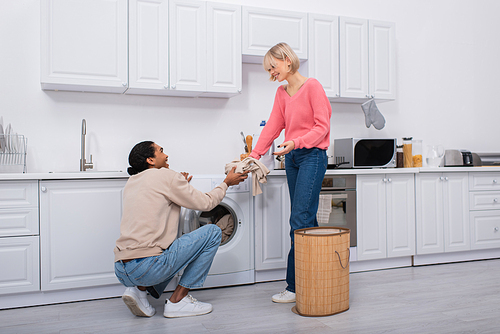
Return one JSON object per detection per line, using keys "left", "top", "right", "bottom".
{"left": 0, "top": 134, "right": 27, "bottom": 173}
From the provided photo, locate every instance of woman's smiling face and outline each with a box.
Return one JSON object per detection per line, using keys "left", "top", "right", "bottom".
{"left": 266, "top": 57, "right": 291, "bottom": 82}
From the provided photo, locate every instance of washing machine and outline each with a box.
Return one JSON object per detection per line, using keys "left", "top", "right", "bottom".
{"left": 178, "top": 174, "right": 254, "bottom": 288}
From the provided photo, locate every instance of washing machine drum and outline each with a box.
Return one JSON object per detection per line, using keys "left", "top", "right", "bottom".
{"left": 179, "top": 204, "right": 236, "bottom": 245}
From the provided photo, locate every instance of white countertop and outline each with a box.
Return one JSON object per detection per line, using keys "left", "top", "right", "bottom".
{"left": 1, "top": 166, "right": 500, "bottom": 181}
{"left": 0, "top": 171, "right": 129, "bottom": 180}
{"left": 269, "top": 166, "right": 500, "bottom": 176}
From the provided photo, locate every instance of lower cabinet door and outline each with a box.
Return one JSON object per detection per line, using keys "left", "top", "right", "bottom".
{"left": 40, "top": 179, "right": 126, "bottom": 291}
{"left": 254, "top": 176, "right": 290, "bottom": 270}
{"left": 0, "top": 236, "right": 40, "bottom": 294}
{"left": 470, "top": 211, "right": 500, "bottom": 249}
{"left": 356, "top": 175, "right": 387, "bottom": 260}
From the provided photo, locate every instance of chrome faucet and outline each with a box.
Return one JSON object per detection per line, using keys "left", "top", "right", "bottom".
{"left": 80, "top": 119, "right": 93, "bottom": 171}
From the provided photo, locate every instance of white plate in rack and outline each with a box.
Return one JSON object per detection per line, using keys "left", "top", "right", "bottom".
{"left": 0, "top": 117, "right": 4, "bottom": 153}
{"left": 5, "top": 123, "right": 11, "bottom": 153}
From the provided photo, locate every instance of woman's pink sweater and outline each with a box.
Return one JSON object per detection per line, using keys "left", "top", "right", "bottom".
{"left": 249, "top": 78, "right": 332, "bottom": 159}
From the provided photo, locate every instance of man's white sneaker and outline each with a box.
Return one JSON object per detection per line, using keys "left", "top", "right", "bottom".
{"left": 272, "top": 290, "right": 296, "bottom": 303}
{"left": 122, "top": 287, "right": 156, "bottom": 317}
{"left": 164, "top": 295, "right": 213, "bottom": 318}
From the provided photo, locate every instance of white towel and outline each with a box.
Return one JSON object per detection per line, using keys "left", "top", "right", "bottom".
{"left": 225, "top": 157, "right": 270, "bottom": 196}
{"left": 317, "top": 194, "right": 333, "bottom": 226}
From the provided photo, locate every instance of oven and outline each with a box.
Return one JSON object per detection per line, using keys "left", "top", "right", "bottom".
{"left": 318, "top": 175, "right": 356, "bottom": 247}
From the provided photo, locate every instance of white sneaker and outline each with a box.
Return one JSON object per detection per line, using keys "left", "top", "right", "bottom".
{"left": 164, "top": 295, "right": 213, "bottom": 318}
{"left": 122, "top": 287, "right": 156, "bottom": 317}
{"left": 272, "top": 290, "right": 296, "bottom": 303}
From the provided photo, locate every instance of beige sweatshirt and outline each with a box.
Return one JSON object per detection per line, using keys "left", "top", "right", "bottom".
{"left": 114, "top": 168, "right": 227, "bottom": 262}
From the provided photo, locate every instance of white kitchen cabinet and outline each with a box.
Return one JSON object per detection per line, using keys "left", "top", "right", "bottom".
{"left": 0, "top": 181, "right": 39, "bottom": 237}
{"left": 168, "top": 0, "right": 206, "bottom": 95}
{"left": 416, "top": 173, "right": 469, "bottom": 255}
{"left": 369, "top": 20, "right": 397, "bottom": 100}
{"left": 356, "top": 174, "right": 415, "bottom": 261}
{"left": 40, "top": 179, "right": 126, "bottom": 291}
{"left": 254, "top": 176, "right": 290, "bottom": 271}
{"left": 0, "top": 180, "right": 40, "bottom": 295}
{"left": 307, "top": 14, "right": 340, "bottom": 100}
{"left": 469, "top": 172, "right": 500, "bottom": 249}
{"left": 127, "top": 0, "right": 169, "bottom": 95}
{"left": 127, "top": 0, "right": 241, "bottom": 97}
{"left": 339, "top": 17, "right": 395, "bottom": 102}
{"left": 242, "top": 6, "right": 307, "bottom": 63}
{"left": 201, "top": 2, "right": 242, "bottom": 97}
{"left": 40, "top": 0, "right": 128, "bottom": 93}
{"left": 0, "top": 236, "right": 40, "bottom": 295}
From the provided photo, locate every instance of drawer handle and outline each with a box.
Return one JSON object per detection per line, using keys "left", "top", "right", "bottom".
{"left": 494, "top": 179, "right": 498, "bottom": 184}
{"left": 494, "top": 198, "right": 498, "bottom": 203}
{"left": 495, "top": 227, "right": 499, "bottom": 232}
{"left": 41, "top": 186, "right": 47, "bottom": 193}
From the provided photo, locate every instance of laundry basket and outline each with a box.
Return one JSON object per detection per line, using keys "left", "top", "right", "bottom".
{"left": 292, "top": 227, "right": 350, "bottom": 317}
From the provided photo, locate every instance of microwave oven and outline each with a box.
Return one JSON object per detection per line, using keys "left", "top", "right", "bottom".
{"left": 333, "top": 138, "right": 396, "bottom": 168}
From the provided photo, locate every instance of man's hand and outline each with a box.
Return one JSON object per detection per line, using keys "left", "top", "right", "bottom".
{"left": 224, "top": 166, "right": 249, "bottom": 187}
{"left": 180, "top": 172, "right": 193, "bottom": 182}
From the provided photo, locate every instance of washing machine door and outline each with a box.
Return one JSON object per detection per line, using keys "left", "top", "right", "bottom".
{"left": 178, "top": 207, "right": 200, "bottom": 238}
{"left": 178, "top": 204, "right": 237, "bottom": 246}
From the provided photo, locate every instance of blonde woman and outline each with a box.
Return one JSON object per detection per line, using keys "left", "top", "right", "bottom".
{"left": 249, "top": 43, "right": 332, "bottom": 303}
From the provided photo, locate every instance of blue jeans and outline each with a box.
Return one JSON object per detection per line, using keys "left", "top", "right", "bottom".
{"left": 114, "top": 224, "right": 221, "bottom": 298}
{"left": 285, "top": 147, "right": 328, "bottom": 293}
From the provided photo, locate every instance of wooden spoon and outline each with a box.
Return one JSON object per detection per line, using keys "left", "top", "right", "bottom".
{"left": 246, "top": 135, "right": 253, "bottom": 154}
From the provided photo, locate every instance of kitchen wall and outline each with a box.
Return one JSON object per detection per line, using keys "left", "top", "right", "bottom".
{"left": 1, "top": 0, "right": 499, "bottom": 174}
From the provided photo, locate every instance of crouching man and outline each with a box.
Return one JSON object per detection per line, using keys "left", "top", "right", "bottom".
{"left": 114, "top": 141, "right": 248, "bottom": 318}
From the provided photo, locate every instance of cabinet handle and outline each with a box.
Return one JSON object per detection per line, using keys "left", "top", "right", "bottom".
{"left": 122, "top": 82, "right": 127, "bottom": 87}
{"left": 171, "top": 85, "right": 176, "bottom": 89}
{"left": 41, "top": 186, "right": 47, "bottom": 192}
{"left": 445, "top": 177, "right": 449, "bottom": 181}
{"left": 440, "top": 177, "right": 444, "bottom": 181}
{"left": 494, "top": 198, "right": 498, "bottom": 203}
{"left": 383, "top": 178, "right": 387, "bottom": 182}
{"left": 388, "top": 178, "right": 392, "bottom": 182}
{"left": 495, "top": 227, "right": 499, "bottom": 232}
{"left": 237, "top": 89, "right": 242, "bottom": 93}
{"left": 493, "top": 179, "right": 498, "bottom": 184}
{"left": 164, "top": 85, "right": 168, "bottom": 89}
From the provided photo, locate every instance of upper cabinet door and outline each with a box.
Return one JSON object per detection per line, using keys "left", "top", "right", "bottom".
{"left": 202, "top": 2, "right": 242, "bottom": 97}
{"left": 308, "top": 14, "right": 339, "bottom": 100}
{"left": 369, "top": 20, "right": 396, "bottom": 100}
{"left": 40, "top": 0, "right": 128, "bottom": 93}
{"left": 339, "top": 17, "right": 369, "bottom": 99}
{"left": 169, "top": 0, "right": 206, "bottom": 94}
{"left": 242, "top": 7, "right": 307, "bottom": 63}
{"left": 127, "top": 0, "right": 169, "bottom": 95}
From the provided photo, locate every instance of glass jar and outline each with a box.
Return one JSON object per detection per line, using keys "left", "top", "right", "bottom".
{"left": 403, "top": 137, "right": 413, "bottom": 167}
{"left": 396, "top": 145, "right": 404, "bottom": 168}
{"left": 412, "top": 139, "right": 423, "bottom": 167}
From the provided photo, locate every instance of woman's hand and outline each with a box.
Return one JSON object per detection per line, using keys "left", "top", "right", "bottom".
{"left": 274, "top": 141, "right": 295, "bottom": 156}
{"left": 180, "top": 172, "right": 193, "bottom": 182}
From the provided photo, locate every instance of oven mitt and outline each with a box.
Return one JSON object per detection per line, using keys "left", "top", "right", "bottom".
{"left": 361, "top": 99, "right": 385, "bottom": 130}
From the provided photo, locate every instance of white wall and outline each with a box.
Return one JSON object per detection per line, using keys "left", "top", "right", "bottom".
{"left": 1, "top": 0, "right": 499, "bottom": 174}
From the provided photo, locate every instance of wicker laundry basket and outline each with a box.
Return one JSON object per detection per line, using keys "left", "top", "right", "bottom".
{"left": 292, "top": 227, "right": 350, "bottom": 317}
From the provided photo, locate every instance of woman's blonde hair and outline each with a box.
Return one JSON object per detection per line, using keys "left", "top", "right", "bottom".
{"left": 263, "top": 42, "right": 300, "bottom": 81}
